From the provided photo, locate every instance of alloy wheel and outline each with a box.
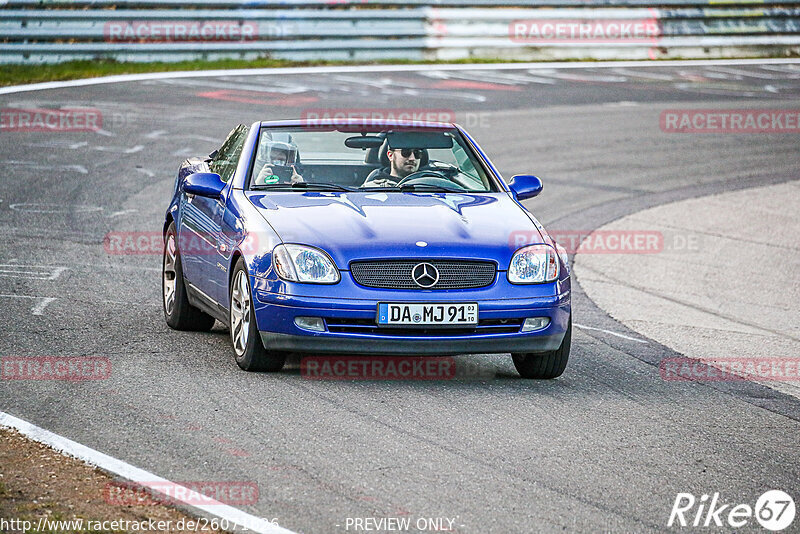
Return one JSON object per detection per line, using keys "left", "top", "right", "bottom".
{"left": 163, "top": 234, "right": 177, "bottom": 316}
{"left": 230, "top": 269, "right": 251, "bottom": 355}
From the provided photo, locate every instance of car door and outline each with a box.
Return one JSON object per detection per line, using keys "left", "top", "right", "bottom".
{"left": 179, "top": 124, "right": 248, "bottom": 306}
{"left": 205, "top": 124, "right": 250, "bottom": 305}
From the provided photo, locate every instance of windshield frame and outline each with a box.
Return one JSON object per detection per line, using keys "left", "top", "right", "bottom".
{"left": 245, "top": 125, "right": 502, "bottom": 193}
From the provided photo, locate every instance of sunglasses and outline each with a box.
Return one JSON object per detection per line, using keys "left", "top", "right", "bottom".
{"left": 394, "top": 148, "right": 423, "bottom": 158}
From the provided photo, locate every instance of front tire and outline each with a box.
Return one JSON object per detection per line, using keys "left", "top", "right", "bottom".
{"left": 229, "top": 259, "right": 286, "bottom": 372}
{"left": 512, "top": 317, "right": 571, "bottom": 379}
{"left": 162, "top": 222, "right": 216, "bottom": 332}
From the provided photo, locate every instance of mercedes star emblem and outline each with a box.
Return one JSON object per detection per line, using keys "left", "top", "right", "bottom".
{"left": 411, "top": 262, "right": 439, "bottom": 288}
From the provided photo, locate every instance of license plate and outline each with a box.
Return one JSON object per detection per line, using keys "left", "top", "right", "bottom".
{"left": 377, "top": 303, "right": 478, "bottom": 326}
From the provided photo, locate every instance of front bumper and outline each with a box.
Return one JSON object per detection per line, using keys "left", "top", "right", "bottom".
{"left": 259, "top": 330, "right": 566, "bottom": 355}
{"left": 252, "top": 281, "right": 571, "bottom": 355}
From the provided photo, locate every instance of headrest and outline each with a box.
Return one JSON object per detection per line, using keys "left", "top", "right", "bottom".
{"left": 365, "top": 143, "right": 382, "bottom": 165}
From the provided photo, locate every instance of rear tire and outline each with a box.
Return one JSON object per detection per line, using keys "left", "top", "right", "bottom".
{"left": 512, "top": 317, "right": 571, "bottom": 379}
{"left": 162, "top": 222, "right": 216, "bottom": 332}
{"left": 229, "top": 259, "right": 286, "bottom": 372}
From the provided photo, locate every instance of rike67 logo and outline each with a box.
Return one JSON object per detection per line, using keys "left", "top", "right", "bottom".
{"left": 668, "top": 490, "right": 795, "bottom": 531}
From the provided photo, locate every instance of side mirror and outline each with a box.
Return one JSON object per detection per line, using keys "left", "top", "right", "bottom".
{"left": 184, "top": 172, "right": 225, "bottom": 199}
{"left": 508, "top": 175, "right": 543, "bottom": 201}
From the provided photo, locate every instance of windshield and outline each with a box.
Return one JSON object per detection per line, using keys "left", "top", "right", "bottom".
{"left": 249, "top": 126, "right": 497, "bottom": 193}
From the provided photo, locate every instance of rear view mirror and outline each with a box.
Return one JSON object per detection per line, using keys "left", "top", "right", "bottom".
{"left": 345, "top": 135, "right": 384, "bottom": 149}
{"left": 509, "top": 175, "right": 543, "bottom": 201}
{"left": 183, "top": 172, "right": 225, "bottom": 199}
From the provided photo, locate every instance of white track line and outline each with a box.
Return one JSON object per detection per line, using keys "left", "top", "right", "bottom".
{"left": 574, "top": 323, "right": 649, "bottom": 343}
{"left": 1, "top": 58, "right": 799, "bottom": 95}
{"left": 0, "top": 412, "right": 297, "bottom": 534}
{"left": 0, "top": 294, "right": 58, "bottom": 316}
{"left": 30, "top": 297, "right": 56, "bottom": 316}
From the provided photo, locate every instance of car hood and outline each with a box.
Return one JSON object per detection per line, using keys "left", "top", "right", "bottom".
{"left": 246, "top": 191, "right": 543, "bottom": 268}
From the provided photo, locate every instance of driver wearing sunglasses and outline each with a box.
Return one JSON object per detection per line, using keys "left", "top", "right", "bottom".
{"left": 362, "top": 147, "right": 425, "bottom": 188}
{"left": 389, "top": 148, "right": 423, "bottom": 179}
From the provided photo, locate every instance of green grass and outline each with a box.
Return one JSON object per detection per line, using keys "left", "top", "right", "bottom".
{"left": 0, "top": 57, "right": 327, "bottom": 86}
{"left": 0, "top": 56, "right": 602, "bottom": 87}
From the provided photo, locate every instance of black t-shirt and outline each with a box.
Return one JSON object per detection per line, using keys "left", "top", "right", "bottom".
{"left": 362, "top": 167, "right": 398, "bottom": 186}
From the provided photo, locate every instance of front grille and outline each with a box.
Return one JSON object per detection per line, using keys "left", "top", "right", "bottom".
{"left": 325, "top": 318, "right": 523, "bottom": 336}
{"left": 350, "top": 260, "right": 496, "bottom": 290}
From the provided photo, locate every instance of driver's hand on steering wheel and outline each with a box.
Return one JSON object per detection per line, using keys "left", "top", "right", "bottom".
{"left": 366, "top": 178, "right": 398, "bottom": 188}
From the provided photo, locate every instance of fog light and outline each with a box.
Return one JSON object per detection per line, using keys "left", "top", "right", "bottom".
{"left": 294, "top": 316, "right": 325, "bottom": 332}
{"left": 522, "top": 317, "right": 550, "bottom": 332}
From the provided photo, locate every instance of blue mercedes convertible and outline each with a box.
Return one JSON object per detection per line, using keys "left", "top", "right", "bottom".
{"left": 162, "top": 119, "right": 571, "bottom": 378}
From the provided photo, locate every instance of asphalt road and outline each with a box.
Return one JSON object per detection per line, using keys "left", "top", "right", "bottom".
{"left": 1, "top": 61, "right": 799, "bottom": 533}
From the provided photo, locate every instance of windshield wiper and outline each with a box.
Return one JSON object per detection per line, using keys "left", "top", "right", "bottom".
{"left": 252, "top": 182, "right": 353, "bottom": 192}
{"left": 397, "top": 184, "right": 467, "bottom": 193}
{"left": 359, "top": 184, "right": 467, "bottom": 193}
{"left": 291, "top": 182, "right": 354, "bottom": 192}
{"left": 358, "top": 186, "right": 397, "bottom": 192}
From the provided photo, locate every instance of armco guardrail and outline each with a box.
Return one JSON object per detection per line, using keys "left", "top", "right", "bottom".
{"left": 2, "top": 0, "right": 799, "bottom": 5}
{"left": 1, "top": 3, "right": 799, "bottom": 64}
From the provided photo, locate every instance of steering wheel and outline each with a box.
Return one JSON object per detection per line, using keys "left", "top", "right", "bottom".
{"left": 395, "top": 170, "right": 453, "bottom": 187}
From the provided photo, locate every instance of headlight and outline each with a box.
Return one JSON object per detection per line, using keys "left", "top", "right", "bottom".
{"left": 272, "top": 244, "right": 340, "bottom": 284}
{"left": 508, "top": 244, "right": 559, "bottom": 284}
{"left": 555, "top": 242, "right": 569, "bottom": 274}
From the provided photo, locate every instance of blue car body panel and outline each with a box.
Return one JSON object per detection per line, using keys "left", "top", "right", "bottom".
{"left": 245, "top": 191, "right": 542, "bottom": 270}
{"left": 165, "top": 119, "right": 571, "bottom": 355}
